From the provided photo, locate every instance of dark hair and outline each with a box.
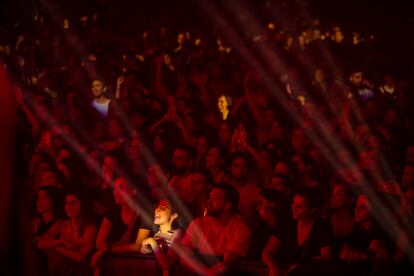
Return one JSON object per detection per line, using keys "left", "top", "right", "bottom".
{"left": 295, "top": 187, "right": 324, "bottom": 211}
{"left": 34, "top": 186, "right": 64, "bottom": 219}
{"left": 210, "top": 183, "right": 240, "bottom": 213}
{"left": 63, "top": 189, "right": 95, "bottom": 236}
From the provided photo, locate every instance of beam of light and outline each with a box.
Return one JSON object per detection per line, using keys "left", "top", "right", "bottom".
{"left": 200, "top": 0, "right": 414, "bottom": 264}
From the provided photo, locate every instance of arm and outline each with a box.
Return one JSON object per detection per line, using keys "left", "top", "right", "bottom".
{"left": 56, "top": 225, "right": 97, "bottom": 262}
{"left": 37, "top": 222, "right": 63, "bottom": 249}
{"left": 110, "top": 228, "right": 151, "bottom": 253}
{"left": 142, "top": 230, "right": 184, "bottom": 270}
{"left": 95, "top": 218, "right": 112, "bottom": 250}
{"left": 261, "top": 236, "right": 281, "bottom": 276}
{"left": 114, "top": 76, "right": 125, "bottom": 100}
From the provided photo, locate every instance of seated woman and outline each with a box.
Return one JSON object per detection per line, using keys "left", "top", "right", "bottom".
{"left": 91, "top": 177, "right": 152, "bottom": 275}
{"left": 31, "top": 186, "right": 63, "bottom": 239}
{"left": 37, "top": 190, "right": 97, "bottom": 275}
{"left": 140, "top": 198, "right": 183, "bottom": 271}
{"left": 262, "top": 188, "right": 333, "bottom": 276}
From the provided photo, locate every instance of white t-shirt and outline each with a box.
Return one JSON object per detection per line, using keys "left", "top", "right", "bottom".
{"left": 92, "top": 99, "right": 110, "bottom": 116}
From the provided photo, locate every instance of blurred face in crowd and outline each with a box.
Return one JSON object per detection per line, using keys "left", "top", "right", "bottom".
{"left": 36, "top": 189, "right": 52, "bottom": 214}
{"left": 57, "top": 162, "right": 70, "bottom": 179}
{"left": 206, "top": 147, "right": 222, "bottom": 169}
{"left": 355, "top": 195, "right": 372, "bottom": 223}
{"left": 196, "top": 136, "right": 209, "bottom": 159}
{"left": 314, "top": 68, "right": 326, "bottom": 83}
{"left": 274, "top": 162, "right": 289, "bottom": 175}
{"left": 172, "top": 149, "right": 192, "bottom": 174}
{"left": 127, "top": 138, "right": 141, "bottom": 160}
{"left": 330, "top": 184, "right": 352, "bottom": 210}
{"left": 39, "top": 171, "right": 58, "bottom": 187}
{"left": 190, "top": 172, "right": 209, "bottom": 198}
{"left": 292, "top": 195, "right": 313, "bottom": 221}
{"left": 349, "top": 72, "right": 363, "bottom": 87}
{"left": 230, "top": 157, "right": 248, "bottom": 182}
{"left": 102, "top": 156, "right": 117, "bottom": 182}
{"left": 270, "top": 174, "right": 288, "bottom": 193}
{"left": 147, "top": 165, "right": 168, "bottom": 199}
{"left": 56, "top": 148, "right": 71, "bottom": 163}
{"left": 92, "top": 80, "right": 105, "bottom": 98}
{"left": 113, "top": 177, "right": 135, "bottom": 205}
{"left": 65, "top": 194, "right": 81, "bottom": 218}
{"left": 257, "top": 194, "right": 276, "bottom": 225}
{"left": 206, "top": 188, "right": 227, "bottom": 217}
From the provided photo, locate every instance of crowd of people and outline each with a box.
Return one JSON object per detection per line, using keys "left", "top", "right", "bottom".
{"left": 2, "top": 0, "right": 414, "bottom": 275}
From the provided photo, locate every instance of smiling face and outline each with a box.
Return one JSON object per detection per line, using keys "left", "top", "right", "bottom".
{"left": 91, "top": 80, "right": 105, "bottom": 98}
{"left": 217, "top": 95, "right": 229, "bottom": 113}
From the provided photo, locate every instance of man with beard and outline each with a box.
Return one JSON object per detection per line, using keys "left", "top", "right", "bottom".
{"left": 172, "top": 183, "right": 251, "bottom": 275}
{"left": 168, "top": 144, "right": 196, "bottom": 203}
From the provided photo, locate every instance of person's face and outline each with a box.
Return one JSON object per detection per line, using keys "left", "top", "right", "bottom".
{"left": 57, "top": 163, "right": 70, "bottom": 179}
{"left": 65, "top": 195, "right": 81, "bottom": 218}
{"left": 37, "top": 190, "right": 52, "bottom": 214}
{"left": 292, "top": 195, "right": 312, "bottom": 221}
{"left": 57, "top": 149, "right": 71, "bottom": 163}
{"left": 314, "top": 69, "right": 325, "bottom": 83}
{"left": 230, "top": 157, "right": 247, "bottom": 181}
{"left": 113, "top": 178, "right": 135, "bottom": 205}
{"left": 40, "top": 171, "right": 58, "bottom": 187}
{"left": 217, "top": 96, "right": 229, "bottom": 113}
{"left": 172, "top": 149, "right": 191, "bottom": 173}
{"left": 206, "top": 148, "right": 222, "bottom": 169}
{"left": 330, "top": 185, "right": 351, "bottom": 210}
{"left": 190, "top": 173, "right": 209, "bottom": 198}
{"left": 92, "top": 80, "right": 105, "bottom": 98}
{"left": 196, "top": 137, "right": 209, "bottom": 158}
{"left": 206, "top": 188, "right": 227, "bottom": 217}
{"left": 402, "top": 165, "right": 414, "bottom": 189}
{"left": 292, "top": 155, "right": 306, "bottom": 174}
{"left": 274, "top": 162, "right": 289, "bottom": 175}
{"left": 154, "top": 199, "right": 174, "bottom": 226}
{"left": 153, "top": 135, "right": 164, "bottom": 152}
{"left": 349, "top": 72, "right": 363, "bottom": 87}
{"left": 102, "top": 156, "right": 117, "bottom": 182}
{"left": 270, "top": 175, "right": 287, "bottom": 192}
{"left": 355, "top": 195, "right": 371, "bottom": 223}
{"left": 257, "top": 195, "right": 276, "bottom": 224}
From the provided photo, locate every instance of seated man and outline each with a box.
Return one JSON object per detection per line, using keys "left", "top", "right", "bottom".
{"left": 172, "top": 183, "right": 252, "bottom": 275}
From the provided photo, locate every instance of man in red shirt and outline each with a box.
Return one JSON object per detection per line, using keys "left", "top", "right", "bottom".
{"left": 173, "top": 183, "right": 251, "bottom": 275}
